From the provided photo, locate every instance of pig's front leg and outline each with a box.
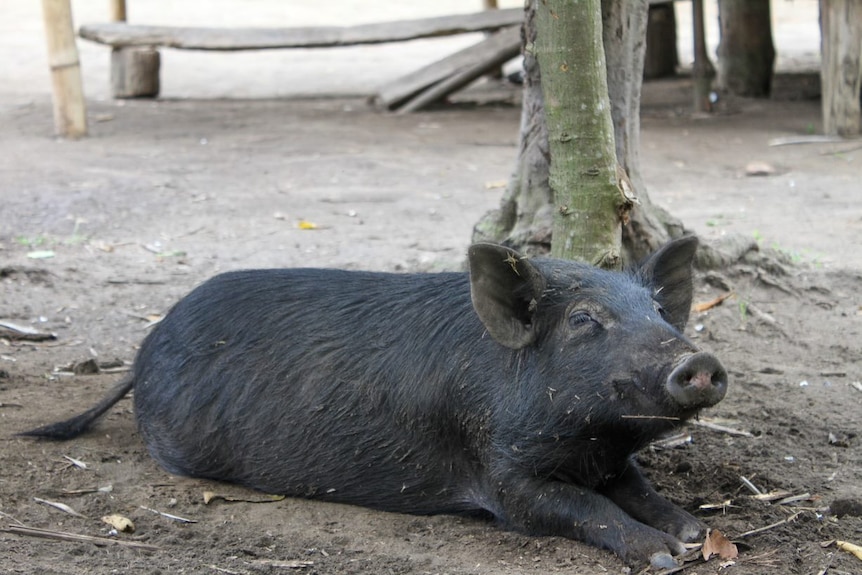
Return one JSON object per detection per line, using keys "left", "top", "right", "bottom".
{"left": 600, "top": 458, "right": 705, "bottom": 543}
{"left": 489, "top": 475, "right": 687, "bottom": 568}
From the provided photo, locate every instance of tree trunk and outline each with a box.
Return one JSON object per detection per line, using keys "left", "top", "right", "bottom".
{"left": 535, "top": 0, "right": 625, "bottom": 267}
{"left": 473, "top": 0, "right": 679, "bottom": 263}
{"left": 644, "top": 3, "right": 678, "bottom": 80}
{"left": 820, "top": 0, "right": 862, "bottom": 136}
{"left": 717, "top": 0, "right": 775, "bottom": 97}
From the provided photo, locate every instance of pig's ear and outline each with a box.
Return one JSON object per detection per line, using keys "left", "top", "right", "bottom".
{"left": 638, "top": 235, "right": 698, "bottom": 331}
{"left": 468, "top": 243, "right": 547, "bottom": 349}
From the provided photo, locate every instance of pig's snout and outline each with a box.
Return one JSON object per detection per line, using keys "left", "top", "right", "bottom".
{"left": 666, "top": 352, "right": 727, "bottom": 409}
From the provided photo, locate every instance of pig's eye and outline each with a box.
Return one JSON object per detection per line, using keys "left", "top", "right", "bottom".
{"left": 568, "top": 310, "right": 595, "bottom": 327}
{"left": 655, "top": 302, "right": 668, "bottom": 320}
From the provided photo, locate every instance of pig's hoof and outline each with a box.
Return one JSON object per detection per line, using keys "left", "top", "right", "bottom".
{"left": 650, "top": 552, "right": 679, "bottom": 570}
{"left": 672, "top": 519, "right": 705, "bottom": 543}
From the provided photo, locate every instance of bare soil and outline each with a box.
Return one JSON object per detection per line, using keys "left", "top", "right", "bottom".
{"left": 1, "top": 77, "right": 861, "bottom": 575}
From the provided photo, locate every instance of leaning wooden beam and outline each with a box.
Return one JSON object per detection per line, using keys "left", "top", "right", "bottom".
{"left": 820, "top": 0, "right": 862, "bottom": 136}
{"left": 374, "top": 25, "right": 520, "bottom": 110}
{"left": 79, "top": 8, "right": 523, "bottom": 50}
{"left": 395, "top": 26, "right": 521, "bottom": 114}
{"left": 41, "top": 0, "right": 87, "bottom": 138}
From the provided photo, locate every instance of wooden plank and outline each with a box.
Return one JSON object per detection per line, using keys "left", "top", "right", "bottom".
{"left": 395, "top": 26, "right": 521, "bottom": 113}
{"left": 79, "top": 8, "right": 523, "bottom": 50}
{"left": 374, "top": 25, "right": 520, "bottom": 110}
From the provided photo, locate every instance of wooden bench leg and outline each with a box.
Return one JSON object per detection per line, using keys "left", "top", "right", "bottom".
{"left": 111, "top": 47, "right": 161, "bottom": 98}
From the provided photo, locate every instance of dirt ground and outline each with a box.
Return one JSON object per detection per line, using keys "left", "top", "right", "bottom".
{"left": 2, "top": 4, "right": 862, "bottom": 572}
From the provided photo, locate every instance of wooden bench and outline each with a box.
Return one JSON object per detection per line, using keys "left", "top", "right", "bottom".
{"left": 79, "top": 9, "right": 524, "bottom": 112}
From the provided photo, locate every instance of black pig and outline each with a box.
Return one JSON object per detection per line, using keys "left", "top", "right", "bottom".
{"left": 23, "top": 236, "right": 727, "bottom": 568}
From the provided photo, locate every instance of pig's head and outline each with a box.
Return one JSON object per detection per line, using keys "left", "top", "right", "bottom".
{"left": 468, "top": 236, "right": 727, "bottom": 449}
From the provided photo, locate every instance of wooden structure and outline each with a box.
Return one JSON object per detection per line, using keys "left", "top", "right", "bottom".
{"left": 40, "top": 1, "right": 862, "bottom": 138}
{"left": 820, "top": 0, "right": 862, "bottom": 136}
{"left": 81, "top": 8, "right": 524, "bottom": 111}
{"left": 41, "top": 0, "right": 87, "bottom": 138}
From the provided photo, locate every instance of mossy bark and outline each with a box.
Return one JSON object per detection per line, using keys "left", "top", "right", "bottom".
{"left": 473, "top": 0, "right": 680, "bottom": 264}
{"left": 535, "top": 0, "right": 625, "bottom": 267}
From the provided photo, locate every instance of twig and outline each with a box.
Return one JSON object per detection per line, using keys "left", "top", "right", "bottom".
{"left": 207, "top": 566, "right": 245, "bottom": 575}
{"left": 0, "top": 510, "right": 26, "bottom": 526}
{"left": 740, "top": 476, "right": 762, "bottom": 495}
{"left": 139, "top": 505, "right": 197, "bottom": 523}
{"left": 776, "top": 492, "right": 811, "bottom": 506}
{"left": 737, "top": 511, "right": 803, "bottom": 538}
{"left": 751, "top": 490, "right": 793, "bottom": 502}
{"left": 768, "top": 135, "right": 853, "bottom": 147}
{"left": 34, "top": 497, "right": 85, "bottom": 518}
{"left": 651, "top": 432, "right": 692, "bottom": 451}
{"left": 1, "top": 524, "right": 160, "bottom": 550}
{"left": 106, "top": 279, "right": 167, "bottom": 285}
{"left": 691, "top": 419, "right": 753, "bottom": 437}
{"left": 63, "top": 455, "right": 88, "bottom": 469}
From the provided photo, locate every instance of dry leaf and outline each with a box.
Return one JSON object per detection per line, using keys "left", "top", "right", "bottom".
{"left": 298, "top": 220, "right": 317, "bottom": 230}
{"left": 693, "top": 292, "right": 734, "bottom": 312}
{"left": 702, "top": 528, "right": 738, "bottom": 561}
{"left": 837, "top": 540, "right": 862, "bottom": 561}
{"left": 102, "top": 514, "right": 135, "bottom": 533}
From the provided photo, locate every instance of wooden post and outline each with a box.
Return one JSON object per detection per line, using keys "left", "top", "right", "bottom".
{"left": 41, "top": 0, "right": 87, "bottom": 138}
{"left": 483, "top": 0, "right": 504, "bottom": 79}
{"left": 110, "top": 0, "right": 161, "bottom": 98}
{"left": 644, "top": 2, "right": 678, "bottom": 80}
{"left": 110, "top": 0, "right": 127, "bottom": 22}
{"left": 691, "top": 0, "right": 716, "bottom": 112}
{"left": 820, "top": 0, "right": 862, "bottom": 136}
{"left": 717, "top": 0, "right": 775, "bottom": 97}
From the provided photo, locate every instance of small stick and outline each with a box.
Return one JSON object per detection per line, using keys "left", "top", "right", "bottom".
{"left": 34, "top": 497, "right": 85, "bottom": 518}
{"left": 63, "top": 455, "right": 88, "bottom": 469}
{"left": 0, "top": 510, "right": 25, "bottom": 526}
{"left": 740, "top": 476, "right": 762, "bottom": 495}
{"left": 776, "top": 493, "right": 811, "bottom": 506}
{"left": 139, "top": 505, "right": 197, "bottom": 523}
{"left": 651, "top": 432, "right": 692, "bottom": 451}
{"left": 691, "top": 419, "right": 753, "bottom": 437}
{"left": 207, "top": 566, "right": 243, "bottom": 575}
{"left": 737, "top": 511, "right": 803, "bottom": 538}
{"left": 751, "top": 490, "right": 793, "bottom": 502}
{"left": 768, "top": 135, "right": 852, "bottom": 147}
{"left": 2, "top": 524, "right": 159, "bottom": 550}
